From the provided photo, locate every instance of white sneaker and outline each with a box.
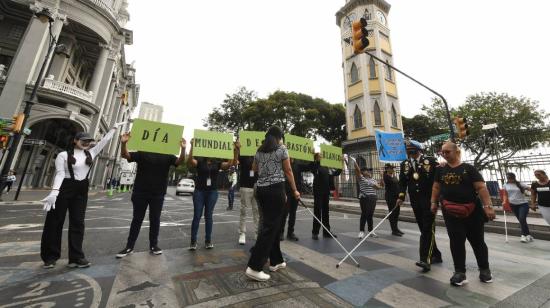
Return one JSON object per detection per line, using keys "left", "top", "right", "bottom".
{"left": 527, "top": 235, "right": 534, "bottom": 242}
{"left": 520, "top": 235, "right": 528, "bottom": 243}
{"left": 369, "top": 232, "right": 378, "bottom": 238}
{"left": 269, "top": 262, "right": 287, "bottom": 272}
{"left": 358, "top": 231, "right": 365, "bottom": 239}
{"left": 238, "top": 233, "right": 246, "bottom": 245}
{"left": 245, "top": 267, "right": 270, "bottom": 281}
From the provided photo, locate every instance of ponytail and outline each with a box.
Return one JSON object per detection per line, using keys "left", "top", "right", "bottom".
{"left": 68, "top": 144, "right": 93, "bottom": 166}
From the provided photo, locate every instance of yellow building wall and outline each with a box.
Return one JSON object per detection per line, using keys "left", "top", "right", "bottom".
{"left": 369, "top": 79, "right": 380, "bottom": 94}
{"left": 348, "top": 81, "right": 363, "bottom": 100}
{"left": 385, "top": 80, "right": 397, "bottom": 97}
{"left": 380, "top": 37, "right": 392, "bottom": 55}
{"left": 349, "top": 127, "right": 369, "bottom": 139}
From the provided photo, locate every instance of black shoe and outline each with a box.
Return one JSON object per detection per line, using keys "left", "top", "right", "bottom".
{"left": 415, "top": 261, "right": 431, "bottom": 273}
{"left": 431, "top": 256, "right": 443, "bottom": 264}
{"left": 43, "top": 260, "right": 56, "bottom": 269}
{"left": 287, "top": 233, "right": 299, "bottom": 241}
{"left": 150, "top": 246, "right": 163, "bottom": 255}
{"left": 391, "top": 231, "right": 403, "bottom": 237}
{"left": 323, "top": 232, "right": 337, "bottom": 238}
{"left": 205, "top": 241, "right": 214, "bottom": 249}
{"left": 67, "top": 258, "right": 91, "bottom": 268}
{"left": 116, "top": 247, "right": 134, "bottom": 258}
{"left": 226, "top": 205, "right": 233, "bottom": 211}
{"left": 280, "top": 233, "right": 285, "bottom": 241}
{"left": 396, "top": 229, "right": 405, "bottom": 235}
{"left": 312, "top": 234, "right": 319, "bottom": 240}
{"left": 189, "top": 241, "right": 197, "bottom": 251}
{"left": 479, "top": 269, "right": 493, "bottom": 283}
{"left": 450, "top": 272, "right": 468, "bottom": 286}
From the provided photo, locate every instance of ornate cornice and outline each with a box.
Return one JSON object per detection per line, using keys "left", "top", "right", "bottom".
{"left": 336, "top": 0, "right": 391, "bottom": 25}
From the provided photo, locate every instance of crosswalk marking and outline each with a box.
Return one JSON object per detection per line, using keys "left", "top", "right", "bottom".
{"left": 374, "top": 283, "right": 451, "bottom": 308}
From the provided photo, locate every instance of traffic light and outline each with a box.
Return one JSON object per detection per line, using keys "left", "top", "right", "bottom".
{"left": 453, "top": 117, "right": 469, "bottom": 139}
{"left": 352, "top": 18, "right": 369, "bottom": 54}
{"left": 10, "top": 113, "right": 25, "bottom": 133}
{"left": 0, "top": 135, "right": 9, "bottom": 149}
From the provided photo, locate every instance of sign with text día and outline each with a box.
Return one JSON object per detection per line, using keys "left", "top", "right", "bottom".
{"left": 238, "top": 131, "right": 264, "bottom": 156}
{"left": 192, "top": 129, "right": 234, "bottom": 159}
{"left": 127, "top": 119, "right": 184, "bottom": 155}
{"left": 375, "top": 130, "right": 407, "bottom": 162}
{"left": 285, "top": 134, "right": 314, "bottom": 162}
{"left": 320, "top": 144, "right": 343, "bottom": 169}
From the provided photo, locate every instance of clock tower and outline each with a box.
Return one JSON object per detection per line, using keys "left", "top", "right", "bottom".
{"left": 336, "top": 0, "right": 403, "bottom": 161}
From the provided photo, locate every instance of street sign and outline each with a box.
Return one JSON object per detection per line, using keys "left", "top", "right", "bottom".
{"left": 23, "top": 128, "right": 32, "bottom": 135}
{"left": 429, "top": 133, "right": 450, "bottom": 142}
{"left": 23, "top": 139, "right": 46, "bottom": 146}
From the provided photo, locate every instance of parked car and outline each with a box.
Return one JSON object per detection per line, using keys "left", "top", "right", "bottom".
{"left": 176, "top": 178, "right": 195, "bottom": 195}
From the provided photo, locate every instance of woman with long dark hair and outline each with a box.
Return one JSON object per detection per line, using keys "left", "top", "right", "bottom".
{"left": 532, "top": 169, "right": 550, "bottom": 226}
{"left": 40, "top": 126, "right": 119, "bottom": 269}
{"left": 503, "top": 172, "right": 533, "bottom": 242}
{"left": 245, "top": 126, "right": 300, "bottom": 281}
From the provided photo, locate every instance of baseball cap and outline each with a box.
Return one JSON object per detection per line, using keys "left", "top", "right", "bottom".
{"left": 75, "top": 132, "right": 94, "bottom": 141}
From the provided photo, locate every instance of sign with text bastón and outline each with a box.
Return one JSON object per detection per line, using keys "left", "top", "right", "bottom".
{"left": 192, "top": 129, "right": 234, "bottom": 159}
{"left": 127, "top": 119, "right": 184, "bottom": 155}
{"left": 320, "top": 144, "right": 343, "bottom": 169}
{"left": 285, "top": 134, "right": 314, "bottom": 162}
{"left": 238, "top": 131, "right": 265, "bottom": 156}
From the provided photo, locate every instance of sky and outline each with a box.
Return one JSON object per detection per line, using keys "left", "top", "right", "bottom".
{"left": 124, "top": 0, "right": 550, "bottom": 141}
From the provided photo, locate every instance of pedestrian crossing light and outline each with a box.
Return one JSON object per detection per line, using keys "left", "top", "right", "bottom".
{"left": 453, "top": 117, "right": 469, "bottom": 139}
{"left": 0, "top": 135, "right": 9, "bottom": 149}
{"left": 352, "top": 18, "right": 369, "bottom": 55}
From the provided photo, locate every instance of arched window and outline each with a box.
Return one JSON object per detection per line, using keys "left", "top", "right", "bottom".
{"left": 353, "top": 105, "right": 362, "bottom": 129}
{"left": 369, "top": 57, "right": 376, "bottom": 79}
{"left": 350, "top": 63, "right": 359, "bottom": 83}
{"left": 385, "top": 60, "right": 392, "bottom": 81}
{"left": 391, "top": 104, "right": 398, "bottom": 127}
{"left": 363, "top": 9, "right": 371, "bottom": 20}
{"left": 373, "top": 101, "right": 382, "bottom": 126}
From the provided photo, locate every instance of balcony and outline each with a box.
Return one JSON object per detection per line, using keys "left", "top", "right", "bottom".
{"left": 42, "top": 78, "right": 93, "bottom": 103}
{"left": 83, "top": 0, "right": 116, "bottom": 18}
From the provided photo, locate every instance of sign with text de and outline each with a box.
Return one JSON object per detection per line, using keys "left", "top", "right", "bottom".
{"left": 193, "top": 129, "right": 234, "bottom": 159}
{"left": 239, "top": 131, "right": 264, "bottom": 156}
{"left": 285, "top": 134, "right": 314, "bottom": 162}
{"left": 127, "top": 119, "right": 184, "bottom": 155}
{"left": 320, "top": 144, "right": 343, "bottom": 169}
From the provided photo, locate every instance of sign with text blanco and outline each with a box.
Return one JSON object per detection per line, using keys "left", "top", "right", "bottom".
{"left": 127, "top": 119, "right": 184, "bottom": 155}
{"left": 192, "top": 129, "right": 234, "bottom": 159}
{"left": 285, "top": 134, "right": 314, "bottom": 162}
{"left": 320, "top": 144, "right": 343, "bottom": 169}
{"left": 238, "top": 131, "right": 264, "bottom": 156}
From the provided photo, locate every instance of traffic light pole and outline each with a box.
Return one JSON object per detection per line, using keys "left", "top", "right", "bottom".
{"left": 0, "top": 21, "right": 58, "bottom": 201}
{"left": 360, "top": 50, "right": 455, "bottom": 141}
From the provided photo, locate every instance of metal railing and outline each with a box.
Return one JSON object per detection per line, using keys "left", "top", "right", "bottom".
{"left": 42, "top": 78, "right": 93, "bottom": 102}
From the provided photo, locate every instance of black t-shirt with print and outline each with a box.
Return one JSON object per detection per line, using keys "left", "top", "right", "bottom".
{"left": 129, "top": 151, "right": 177, "bottom": 194}
{"left": 434, "top": 163, "right": 484, "bottom": 203}
{"left": 531, "top": 181, "right": 550, "bottom": 207}
{"left": 238, "top": 156, "right": 257, "bottom": 188}
{"left": 195, "top": 158, "right": 222, "bottom": 191}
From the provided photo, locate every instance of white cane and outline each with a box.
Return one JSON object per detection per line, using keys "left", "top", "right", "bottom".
{"left": 337, "top": 205, "right": 398, "bottom": 268}
{"left": 503, "top": 207, "right": 509, "bottom": 243}
{"left": 298, "top": 200, "right": 360, "bottom": 267}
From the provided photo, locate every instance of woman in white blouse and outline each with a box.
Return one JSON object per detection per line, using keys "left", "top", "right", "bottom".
{"left": 502, "top": 172, "right": 533, "bottom": 243}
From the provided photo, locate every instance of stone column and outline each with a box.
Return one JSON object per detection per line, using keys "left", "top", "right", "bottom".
{"left": 87, "top": 44, "right": 110, "bottom": 104}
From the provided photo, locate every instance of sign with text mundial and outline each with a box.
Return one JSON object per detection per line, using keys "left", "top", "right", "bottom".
{"left": 320, "top": 144, "right": 343, "bottom": 169}
{"left": 239, "top": 131, "right": 265, "bottom": 156}
{"left": 127, "top": 119, "right": 184, "bottom": 155}
{"left": 285, "top": 134, "right": 314, "bottom": 162}
{"left": 192, "top": 129, "right": 234, "bottom": 159}
{"left": 375, "top": 130, "right": 407, "bottom": 162}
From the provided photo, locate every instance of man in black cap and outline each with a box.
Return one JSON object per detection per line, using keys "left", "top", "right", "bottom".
{"left": 396, "top": 139, "right": 442, "bottom": 272}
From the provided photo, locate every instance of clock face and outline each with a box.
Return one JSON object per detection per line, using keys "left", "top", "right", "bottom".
{"left": 376, "top": 11, "right": 386, "bottom": 25}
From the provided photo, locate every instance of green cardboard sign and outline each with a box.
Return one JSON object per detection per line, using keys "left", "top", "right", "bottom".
{"left": 192, "top": 129, "right": 234, "bottom": 159}
{"left": 239, "top": 131, "right": 264, "bottom": 156}
{"left": 127, "top": 119, "right": 184, "bottom": 155}
{"left": 321, "top": 144, "right": 343, "bottom": 169}
{"left": 285, "top": 134, "right": 314, "bottom": 162}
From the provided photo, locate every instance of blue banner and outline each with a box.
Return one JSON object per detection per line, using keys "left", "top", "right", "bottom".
{"left": 375, "top": 130, "right": 407, "bottom": 162}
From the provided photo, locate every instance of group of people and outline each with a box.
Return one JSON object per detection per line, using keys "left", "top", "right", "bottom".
{"left": 36, "top": 124, "right": 550, "bottom": 287}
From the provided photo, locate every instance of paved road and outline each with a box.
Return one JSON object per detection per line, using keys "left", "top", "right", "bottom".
{"left": 1, "top": 187, "right": 550, "bottom": 307}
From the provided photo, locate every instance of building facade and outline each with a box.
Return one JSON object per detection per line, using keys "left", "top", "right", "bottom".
{"left": 138, "top": 101, "right": 163, "bottom": 122}
{"left": 336, "top": 0, "right": 403, "bottom": 165}
{"left": 0, "top": 0, "right": 139, "bottom": 189}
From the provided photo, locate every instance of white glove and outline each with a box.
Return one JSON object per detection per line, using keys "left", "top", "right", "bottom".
{"left": 41, "top": 190, "right": 59, "bottom": 212}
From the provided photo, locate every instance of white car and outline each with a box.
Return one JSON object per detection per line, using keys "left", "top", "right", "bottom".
{"left": 176, "top": 179, "right": 195, "bottom": 195}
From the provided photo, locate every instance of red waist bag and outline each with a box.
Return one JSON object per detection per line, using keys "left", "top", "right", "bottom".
{"left": 442, "top": 200, "right": 476, "bottom": 218}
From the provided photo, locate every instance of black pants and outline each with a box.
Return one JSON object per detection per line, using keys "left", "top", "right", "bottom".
{"left": 385, "top": 195, "right": 401, "bottom": 231}
{"left": 410, "top": 195, "right": 441, "bottom": 263}
{"left": 312, "top": 192, "right": 331, "bottom": 235}
{"left": 443, "top": 207, "right": 489, "bottom": 273}
{"left": 281, "top": 190, "right": 298, "bottom": 236}
{"left": 126, "top": 191, "right": 165, "bottom": 248}
{"left": 359, "top": 195, "right": 377, "bottom": 231}
{"left": 248, "top": 182, "right": 285, "bottom": 271}
{"left": 41, "top": 178, "right": 89, "bottom": 262}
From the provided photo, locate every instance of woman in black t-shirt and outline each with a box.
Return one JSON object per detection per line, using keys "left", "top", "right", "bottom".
{"left": 430, "top": 142, "right": 495, "bottom": 287}
{"left": 187, "top": 139, "right": 238, "bottom": 250}
{"left": 531, "top": 170, "right": 550, "bottom": 226}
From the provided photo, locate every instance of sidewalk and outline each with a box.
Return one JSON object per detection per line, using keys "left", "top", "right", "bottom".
{"left": 0, "top": 188, "right": 106, "bottom": 206}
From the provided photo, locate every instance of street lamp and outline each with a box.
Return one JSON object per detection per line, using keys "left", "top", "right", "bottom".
{"left": 0, "top": 8, "right": 61, "bottom": 200}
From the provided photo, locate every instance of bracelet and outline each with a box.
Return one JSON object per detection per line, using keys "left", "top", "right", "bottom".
{"left": 483, "top": 205, "right": 493, "bottom": 209}
{"left": 430, "top": 201, "right": 438, "bottom": 205}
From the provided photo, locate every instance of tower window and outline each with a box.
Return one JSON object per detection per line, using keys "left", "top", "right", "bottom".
{"left": 391, "top": 104, "right": 398, "bottom": 127}
{"left": 353, "top": 105, "right": 362, "bottom": 129}
{"left": 363, "top": 9, "right": 371, "bottom": 20}
{"left": 369, "top": 57, "right": 376, "bottom": 79}
{"left": 350, "top": 63, "right": 359, "bottom": 83}
{"left": 385, "top": 60, "right": 393, "bottom": 81}
{"left": 374, "top": 100, "right": 382, "bottom": 126}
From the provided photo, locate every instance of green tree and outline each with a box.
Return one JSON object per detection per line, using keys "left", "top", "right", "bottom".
{"left": 402, "top": 114, "right": 447, "bottom": 142}
{"left": 203, "top": 86, "right": 257, "bottom": 133}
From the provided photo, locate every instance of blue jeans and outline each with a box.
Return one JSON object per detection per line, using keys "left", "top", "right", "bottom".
{"left": 228, "top": 186, "right": 235, "bottom": 207}
{"left": 510, "top": 202, "right": 530, "bottom": 236}
{"left": 191, "top": 190, "right": 218, "bottom": 243}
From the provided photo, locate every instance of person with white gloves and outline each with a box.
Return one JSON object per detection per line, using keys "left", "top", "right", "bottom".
{"left": 40, "top": 123, "right": 123, "bottom": 269}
